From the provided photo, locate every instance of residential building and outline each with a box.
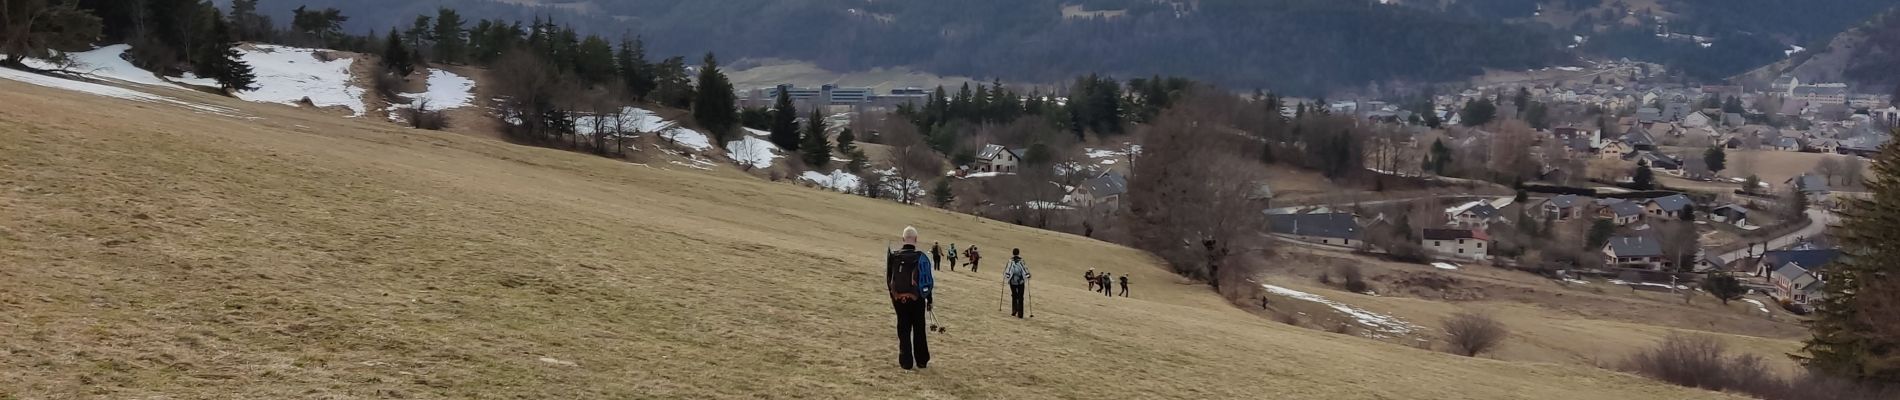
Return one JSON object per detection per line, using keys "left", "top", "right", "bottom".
{"left": 1754, "top": 249, "right": 1841, "bottom": 278}
{"left": 1622, "top": 130, "right": 1657, "bottom": 150}
{"left": 1603, "top": 235, "right": 1667, "bottom": 270}
{"left": 1805, "top": 138, "right": 1839, "bottom": 154}
{"left": 1793, "top": 84, "right": 1848, "bottom": 106}
{"left": 1598, "top": 141, "right": 1632, "bottom": 159}
{"left": 1446, "top": 201, "right": 1505, "bottom": 229}
{"left": 1787, "top": 174, "right": 1831, "bottom": 201}
{"left": 1771, "top": 75, "right": 1801, "bottom": 94}
{"left": 1422, "top": 228, "right": 1489, "bottom": 261}
{"left": 1697, "top": 254, "right": 1730, "bottom": 273}
{"left": 1770, "top": 137, "right": 1802, "bottom": 152}
{"left": 1683, "top": 111, "right": 1712, "bottom": 128}
{"left": 1758, "top": 249, "right": 1840, "bottom": 307}
{"left": 1709, "top": 204, "right": 1749, "bottom": 226}
{"left": 1541, "top": 194, "right": 1586, "bottom": 220}
{"left": 1066, "top": 171, "right": 1127, "bottom": 211}
{"left": 1269, "top": 213, "right": 1362, "bottom": 246}
{"left": 1599, "top": 200, "right": 1644, "bottom": 225}
{"left": 1872, "top": 106, "right": 1900, "bottom": 127}
{"left": 1643, "top": 194, "right": 1693, "bottom": 220}
{"left": 975, "top": 144, "right": 1021, "bottom": 173}
{"left": 1722, "top": 112, "right": 1746, "bottom": 127}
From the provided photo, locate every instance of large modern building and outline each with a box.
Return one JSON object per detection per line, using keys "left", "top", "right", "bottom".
{"left": 761, "top": 84, "right": 876, "bottom": 105}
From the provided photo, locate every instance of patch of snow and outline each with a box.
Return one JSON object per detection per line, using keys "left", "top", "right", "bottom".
{"left": 668, "top": 160, "right": 712, "bottom": 171}
{"left": 235, "top": 44, "right": 367, "bottom": 116}
{"left": 537, "top": 356, "right": 578, "bottom": 367}
{"left": 1608, "top": 279, "right": 1689, "bottom": 290}
{"left": 1743, "top": 298, "right": 1770, "bottom": 313}
{"left": 399, "top": 68, "right": 475, "bottom": 109}
{"left": 725, "top": 135, "right": 781, "bottom": 169}
{"left": 800, "top": 170, "right": 862, "bottom": 192}
{"left": 1025, "top": 201, "right": 1073, "bottom": 210}
{"left": 1430, "top": 262, "right": 1459, "bottom": 270}
{"left": 961, "top": 172, "right": 1004, "bottom": 179}
{"left": 0, "top": 67, "right": 247, "bottom": 119}
{"left": 1263, "top": 284, "right": 1419, "bottom": 337}
{"left": 175, "top": 71, "right": 218, "bottom": 87}
{"left": 1785, "top": 45, "right": 1806, "bottom": 57}
{"left": 65, "top": 45, "right": 175, "bottom": 87}
{"left": 1700, "top": 42, "right": 1714, "bottom": 48}
{"left": 1562, "top": 278, "right": 1591, "bottom": 285}
{"left": 662, "top": 129, "right": 711, "bottom": 151}
{"left": 1555, "top": 66, "right": 1583, "bottom": 72}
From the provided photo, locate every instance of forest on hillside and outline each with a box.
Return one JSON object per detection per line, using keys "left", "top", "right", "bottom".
{"left": 239, "top": 0, "right": 1896, "bottom": 93}
{"left": 243, "top": 0, "right": 1565, "bottom": 95}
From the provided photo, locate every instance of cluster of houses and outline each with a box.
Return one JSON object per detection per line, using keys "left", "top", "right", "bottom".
{"left": 961, "top": 143, "right": 1132, "bottom": 212}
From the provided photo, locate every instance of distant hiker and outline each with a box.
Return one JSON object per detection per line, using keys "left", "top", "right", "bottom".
{"left": 1004, "top": 248, "right": 1031, "bottom": 318}
{"left": 946, "top": 243, "right": 959, "bottom": 272}
{"left": 1099, "top": 273, "right": 1112, "bottom": 297}
{"left": 887, "top": 226, "right": 933, "bottom": 370}
{"left": 1085, "top": 269, "right": 1097, "bottom": 291}
{"left": 931, "top": 242, "right": 943, "bottom": 272}
{"left": 1119, "top": 275, "right": 1129, "bottom": 297}
{"left": 967, "top": 246, "right": 983, "bottom": 272}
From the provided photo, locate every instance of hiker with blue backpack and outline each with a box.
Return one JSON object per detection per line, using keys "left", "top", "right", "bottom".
{"left": 887, "top": 227, "right": 934, "bottom": 370}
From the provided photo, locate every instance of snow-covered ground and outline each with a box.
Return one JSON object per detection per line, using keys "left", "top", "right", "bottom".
{"left": 1263, "top": 284, "right": 1419, "bottom": 338}
{"left": 1608, "top": 279, "right": 1690, "bottom": 291}
{"left": 1025, "top": 201, "right": 1074, "bottom": 210}
{"left": 64, "top": 45, "right": 177, "bottom": 88}
{"left": 0, "top": 66, "right": 245, "bottom": 118}
{"left": 1743, "top": 298, "right": 1771, "bottom": 313}
{"left": 725, "top": 135, "right": 781, "bottom": 169}
{"left": 660, "top": 129, "right": 711, "bottom": 151}
{"left": 1430, "top": 262, "right": 1459, "bottom": 270}
{"left": 800, "top": 170, "right": 862, "bottom": 193}
{"left": 1785, "top": 45, "right": 1806, "bottom": 57}
{"left": 235, "top": 45, "right": 366, "bottom": 116}
{"left": 402, "top": 68, "right": 475, "bottom": 109}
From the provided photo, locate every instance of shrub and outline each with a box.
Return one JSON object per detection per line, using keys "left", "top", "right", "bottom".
{"left": 1442, "top": 312, "right": 1507, "bottom": 357}
{"left": 405, "top": 99, "right": 448, "bottom": 130}
{"left": 1336, "top": 265, "right": 1368, "bottom": 293}
{"left": 1619, "top": 334, "right": 1900, "bottom": 399}
{"left": 1272, "top": 311, "right": 1301, "bottom": 326}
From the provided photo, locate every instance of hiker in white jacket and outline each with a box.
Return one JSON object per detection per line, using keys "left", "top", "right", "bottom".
{"left": 1003, "top": 248, "right": 1031, "bottom": 318}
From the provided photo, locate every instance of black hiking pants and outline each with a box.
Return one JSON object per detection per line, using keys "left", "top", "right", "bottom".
{"left": 933, "top": 254, "right": 942, "bottom": 271}
{"left": 1009, "top": 284, "right": 1026, "bottom": 318}
{"left": 1120, "top": 283, "right": 1129, "bottom": 297}
{"left": 894, "top": 298, "right": 930, "bottom": 369}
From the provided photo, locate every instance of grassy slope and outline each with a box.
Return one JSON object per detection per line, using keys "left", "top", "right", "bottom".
{"left": 0, "top": 79, "right": 1740, "bottom": 399}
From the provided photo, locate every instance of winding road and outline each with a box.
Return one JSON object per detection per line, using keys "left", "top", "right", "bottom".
{"left": 1715, "top": 209, "right": 1837, "bottom": 262}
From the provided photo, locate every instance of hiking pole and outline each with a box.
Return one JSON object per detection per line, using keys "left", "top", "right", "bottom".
{"left": 1027, "top": 280, "right": 1034, "bottom": 318}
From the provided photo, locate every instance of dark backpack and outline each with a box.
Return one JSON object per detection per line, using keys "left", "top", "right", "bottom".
{"left": 887, "top": 249, "right": 923, "bottom": 296}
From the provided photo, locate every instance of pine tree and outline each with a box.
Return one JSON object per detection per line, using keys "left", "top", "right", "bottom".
{"left": 381, "top": 30, "right": 414, "bottom": 76}
{"left": 1586, "top": 219, "right": 1615, "bottom": 250}
{"left": 1799, "top": 137, "right": 1900, "bottom": 380}
{"left": 615, "top": 36, "right": 654, "bottom": 101}
{"left": 692, "top": 53, "right": 739, "bottom": 146}
{"left": 1459, "top": 98, "right": 1497, "bottom": 127}
{"left": 931, "top": 179, "right": 955, "bottom": 208}
{"left": 193, "top": 9, "right": 256, "bottom": 93}
{"left": 800, "top": 108, "right": 831, "bottom": 168}
{"left": 1704, "top": 146, "right": 1727, "bottom": 174}
{"left": 1429, "top": 139, "right": 1452, "bottom": 175}
{"left": 431, "top": 8, "right": 466, "bottom": 64}
{"left": 835, "top": 127, "right": 857, "bottom": 153}
{"left": 404, "top": 15, "right": 433, "bottom": 55}
{"left": 1632, "top": 161, "right": 1656, "bottom": 190}
{"left": 1701, "top": 274, "right": 1747, "bottom": 305}
{"left": 767, "top": 89, "right": 799, "bottom": 150}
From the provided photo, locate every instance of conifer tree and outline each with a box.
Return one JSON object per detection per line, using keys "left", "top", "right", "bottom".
{"left": 431, "top": 8, "right": 466, "bottom": 64}
{"left": 193, "top": 9, "right": 256, "bottom": 93}
{"left": 692, "top": 53, "right": 739, "bottom": 145}
{"left": 768, "top": 89, "right": 799, "bottom": 150}
{"left": 1632, "top": 161, "right": 1656, "bottom": 190}
{"left": 381, "top": 30, "right": 414, "bottom": 76}
{"left": 615, "top": 37, "right": 654, "bottom": 101}
{"left": 835, "top": 127, "right": 857, "bottom": 153}
{"left": 801, "top": 108, "right": 831, "bottom": 168}
{"left": 1799, "top": 136, "right": 1900, "bottom": 381}
{"left": 932, "top": 179, "right": 955, "bottom": 208}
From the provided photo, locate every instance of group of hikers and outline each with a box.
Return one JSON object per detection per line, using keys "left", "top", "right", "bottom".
{"left": 883, "top": 226, "right": 1034, "bottom": 370}
{"left": 1084, "top": 269, "right": 1130, "bottom": 297}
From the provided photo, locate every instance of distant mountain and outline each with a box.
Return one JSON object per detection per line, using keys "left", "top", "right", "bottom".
{"left": 242, "top": 0, "right": 1895, "bottom": 94}
{"left": 1440, "top": 0, "right": 1900, "bottom": 82}
{"left": 1733, "top": 8, "right": 1900, "bottom": 96}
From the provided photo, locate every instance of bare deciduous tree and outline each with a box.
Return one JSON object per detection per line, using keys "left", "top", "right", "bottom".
{"left": 883, "top": 124, "right": 941, "bottom": 204}
{"left": 1125, "top": 92, "right": 1272, "bottom": 287}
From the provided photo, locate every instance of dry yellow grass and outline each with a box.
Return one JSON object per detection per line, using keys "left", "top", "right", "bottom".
{"left": 1260, "top": 248, "right": 1806, "bottom": 375}
{"left": 0, "top": 78, "right": 1745, "bottom": 399}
